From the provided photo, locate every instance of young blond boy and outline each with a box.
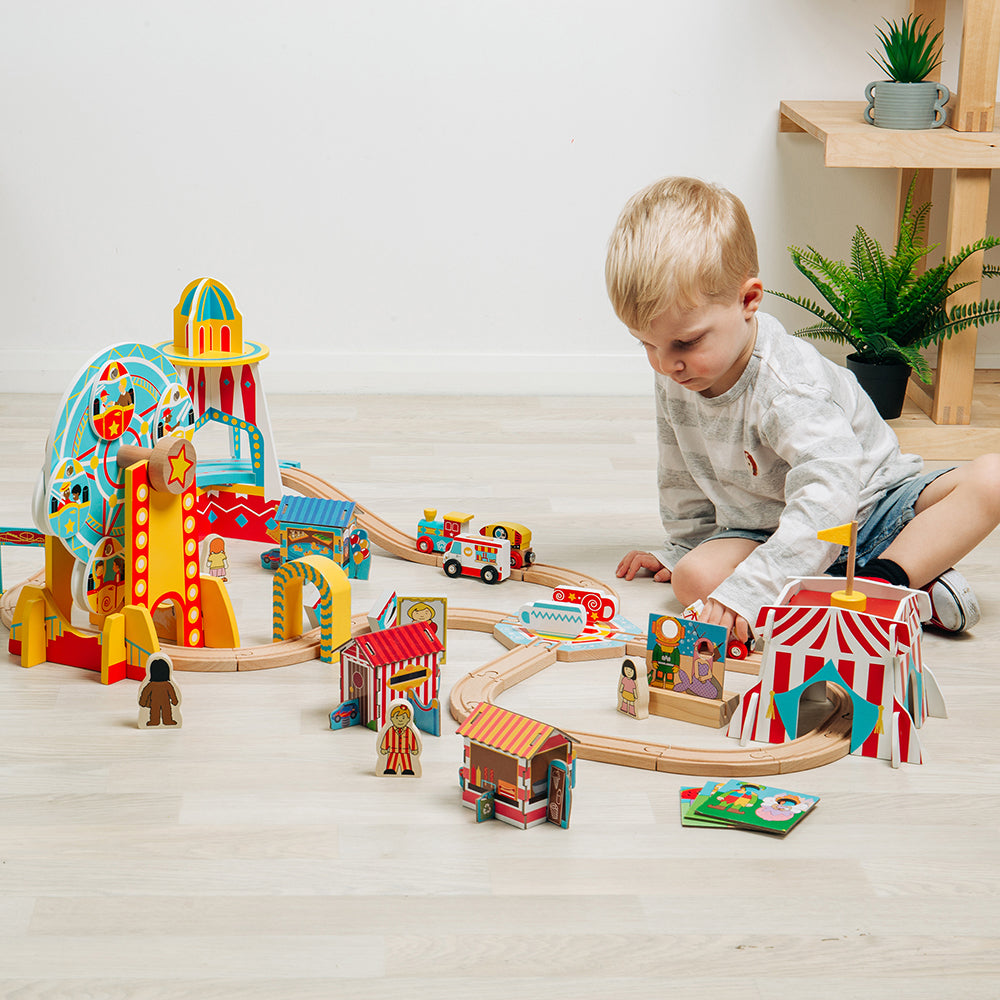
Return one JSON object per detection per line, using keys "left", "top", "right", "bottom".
{"left": 607, "top": 176, "right": 1000, "bottom": 640}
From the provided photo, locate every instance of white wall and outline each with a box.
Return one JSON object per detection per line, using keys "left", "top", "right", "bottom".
{"left": 2, "top": 0, "right": 998, "bottom": 395}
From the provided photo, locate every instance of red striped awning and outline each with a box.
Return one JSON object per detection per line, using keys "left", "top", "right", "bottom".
{"left": 764, "top": 604, "right": 911, "bottom": 660}
{"left": 352, "top": 621, "right": 442, "bottom": 667}
{"left": 456, "top": 702, "right": 569, "bottom": 759}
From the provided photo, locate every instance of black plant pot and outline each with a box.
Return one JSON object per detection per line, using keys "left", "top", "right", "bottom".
{"left": 845, "top": 354, "right": 911, "bottom": 420}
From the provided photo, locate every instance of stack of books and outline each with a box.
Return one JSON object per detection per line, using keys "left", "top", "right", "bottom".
{"left": 680, "top": 779, "right": 818, "bottom": 835}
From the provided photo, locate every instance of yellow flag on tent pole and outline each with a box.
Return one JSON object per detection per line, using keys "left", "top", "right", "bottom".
{"left": 817, "top": 522, "right": 854, "bottom": 547}
{"left": 819, "top": 520, "right": 866, "bottom": 611}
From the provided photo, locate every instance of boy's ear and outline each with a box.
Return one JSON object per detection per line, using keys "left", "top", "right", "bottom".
{"left": 740, "top": 277, "right": 764, "bottom": 316}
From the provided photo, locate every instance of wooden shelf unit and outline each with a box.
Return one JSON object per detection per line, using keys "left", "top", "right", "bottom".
{"left": 778, "top": 0, "right": 1000, "bottom": 427}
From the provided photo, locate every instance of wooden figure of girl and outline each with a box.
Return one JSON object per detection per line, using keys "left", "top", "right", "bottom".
{"left": 617, "top": 658, "right": 649, "bottom": 720}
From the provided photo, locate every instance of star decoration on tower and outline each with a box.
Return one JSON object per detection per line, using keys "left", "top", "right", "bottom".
{"left": 167, "top": 444, "right": 193, "bottom": 487}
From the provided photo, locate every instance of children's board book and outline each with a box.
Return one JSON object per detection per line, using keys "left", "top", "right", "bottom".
{"left": 679, "top": 786, "right": 730, "bottom": 829}
{"left": 682, "top": 779, "right": 819, "bottom": 835}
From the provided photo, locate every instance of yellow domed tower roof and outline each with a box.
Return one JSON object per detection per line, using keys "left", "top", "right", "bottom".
{"left": 161, "top": 277, "right": 268, "bottom": 367}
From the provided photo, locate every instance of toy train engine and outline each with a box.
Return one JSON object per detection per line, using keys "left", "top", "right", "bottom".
{"left": 417, "top": 509, "right": 474, "bottom": 555}
{"left": 443, "top": 534, "right": 511, "bottom": 585}
{"left": 480, "top": 522, "right": 534, "bottom": 569}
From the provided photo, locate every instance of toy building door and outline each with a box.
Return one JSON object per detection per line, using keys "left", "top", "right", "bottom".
{"left": 345, "top": 659, "right": 372, "bottom": 726}
{"left": 546, "top": 759, "right": 572, "bottom": 828}
{"left": 407, "top": 694, "right": 440, "bottom": 737}
{"left": 475, "top": 790, "right": 495, "bottom": 823}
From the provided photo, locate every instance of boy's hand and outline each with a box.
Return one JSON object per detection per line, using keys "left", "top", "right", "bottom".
{"left": 616, "top": 551, "right": 671, "bottom": 583}
{"left": 697, "top": 597, "right": 750, "bottom": 644}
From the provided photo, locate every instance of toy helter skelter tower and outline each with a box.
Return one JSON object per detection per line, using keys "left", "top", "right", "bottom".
{"left": 158, "top": 278, "right": 282, "bottom": 541}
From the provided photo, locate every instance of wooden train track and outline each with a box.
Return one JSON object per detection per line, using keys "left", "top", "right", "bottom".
{"left": 281, "top": 467, "right": 618, "bottom": 595}
{"left": 3, "top": 467, "right": 855, "bottom": 775}
{"left": 447, "top": 638, "right": 854, "bottom": 777}
{"left": 282, "top": 469, "right": 855, "bottom": 775}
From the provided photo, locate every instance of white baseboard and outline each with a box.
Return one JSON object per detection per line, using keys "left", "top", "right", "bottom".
{"left": 0, "top": 349, "right": 655, "bottom": 396}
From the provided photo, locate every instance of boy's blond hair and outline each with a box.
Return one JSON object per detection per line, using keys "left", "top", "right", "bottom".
{"left": 605, "top": 176, "right": 759, "bottom": 332}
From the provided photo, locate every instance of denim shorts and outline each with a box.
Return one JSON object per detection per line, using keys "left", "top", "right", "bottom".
{"left": 703, "top": 467, "right": 952, "bottom": 568}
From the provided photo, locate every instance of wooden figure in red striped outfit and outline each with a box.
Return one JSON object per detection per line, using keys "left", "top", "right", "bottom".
{"left": 375, "top": 699, "right": 423, "bottom": 776}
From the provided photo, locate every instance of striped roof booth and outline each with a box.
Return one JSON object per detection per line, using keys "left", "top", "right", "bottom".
{"left": 340, "top": 621, "right": 443, "bottom": 736}
{"left": 457, "top": 702, "right": 575, "bottom": 829}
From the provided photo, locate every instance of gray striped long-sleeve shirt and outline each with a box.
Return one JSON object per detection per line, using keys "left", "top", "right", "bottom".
{"left": 651, "top": 311, "right": 923, "bottom": 622}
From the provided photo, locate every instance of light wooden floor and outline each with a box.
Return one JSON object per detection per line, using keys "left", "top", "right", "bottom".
{"left": 894, "top": 370, "right": 1000, "bottom": 460}
{"left": 1, "top": 392, "right": 999, "bottom": 999}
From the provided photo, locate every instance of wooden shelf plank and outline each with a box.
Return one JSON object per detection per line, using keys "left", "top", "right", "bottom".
{"left": 779, "top": 100, "right": 1000, "bottom": 168}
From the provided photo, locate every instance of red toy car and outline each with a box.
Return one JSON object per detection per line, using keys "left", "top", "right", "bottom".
{"left": 330, "top": 701, "right": 359, "bottom": 727}
{"left": 260, "top": 547, "right": 281, "bottom": 570}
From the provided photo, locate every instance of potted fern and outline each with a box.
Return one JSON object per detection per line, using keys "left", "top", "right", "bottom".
{"left": 864, "top": 14, "right": 949, "bottom": 129}
{"left": 771, "top": 182, "right": 1000, "bottom": 419}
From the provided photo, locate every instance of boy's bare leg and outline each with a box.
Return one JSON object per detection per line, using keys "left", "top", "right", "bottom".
{"left": 879, "top": 455, "right": 1000, "bottom": 588}
{"left": 671, "top": 538, "right": 760, "bottom": 641}
{"left": 670, "top": 537, "right": 761, "bottom": 610}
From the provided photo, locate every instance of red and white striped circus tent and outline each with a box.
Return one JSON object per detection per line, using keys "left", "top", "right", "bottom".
{"left": 728, "top": 577, "right": 946, "bottom": 766}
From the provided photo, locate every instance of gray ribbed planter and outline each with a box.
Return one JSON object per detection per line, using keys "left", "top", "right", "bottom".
{"left": 864, "top": 80, "right": 950, "bottom": 129}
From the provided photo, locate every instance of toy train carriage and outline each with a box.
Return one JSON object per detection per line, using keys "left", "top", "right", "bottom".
{"left": 457, "top": 702, "right": 575, "bottom": 829}
{"left": 552, "top": 587, "right": 617, "bottom": 624}
{"left": 417, "top": 508, "right": 474, "bottom": 554}
{"left": 443, "top": 533, "right": 511, "bottom": 585}
{"left": 728, "top": 576, "right": 946, "bottom": 766}
{"left": 479, "top": 521, "right": 534, "bottom": 569}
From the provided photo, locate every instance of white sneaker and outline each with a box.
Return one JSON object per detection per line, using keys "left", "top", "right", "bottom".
{"left": 923, "top": 569, "right": 981, "bottom": 632}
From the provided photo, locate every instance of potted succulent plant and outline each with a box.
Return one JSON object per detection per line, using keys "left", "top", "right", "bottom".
{"left": 771, "top": 182, "right": 1000, "bottom": 419}
{"left": 864, "top": 14, "right": 949, "bottom": 129}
